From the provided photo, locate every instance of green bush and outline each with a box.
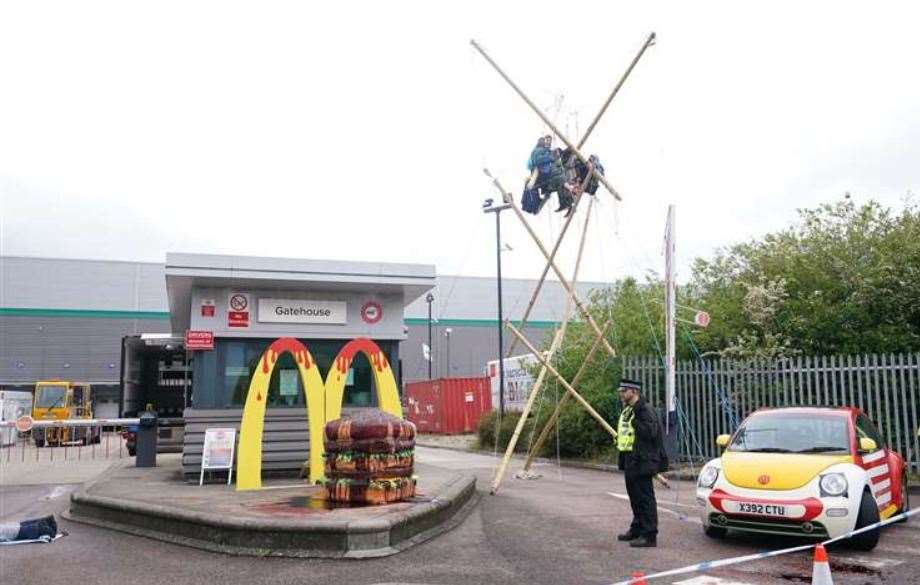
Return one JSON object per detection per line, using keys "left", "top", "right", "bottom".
{"left": 476, "top": 409, "right": 536, "bottom": 452}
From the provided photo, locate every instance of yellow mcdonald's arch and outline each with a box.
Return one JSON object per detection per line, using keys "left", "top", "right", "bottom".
{"left": 236, "top": 337, "right": 403, "bottom": 490}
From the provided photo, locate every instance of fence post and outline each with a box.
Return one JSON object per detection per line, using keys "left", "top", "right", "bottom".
{"left": 909, "top": 353, "right": 920, "bottom": 474}
{"left": 896, "top": 353, "right": 910, "bottom": 468}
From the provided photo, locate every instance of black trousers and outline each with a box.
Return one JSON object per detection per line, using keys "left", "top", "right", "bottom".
{"left": 624, "top": 471, "right": 658, "bottom": 538}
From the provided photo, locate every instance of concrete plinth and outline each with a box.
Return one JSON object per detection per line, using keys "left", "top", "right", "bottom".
{"left": 65, "top": 454, "right": 477, "bottom": 558}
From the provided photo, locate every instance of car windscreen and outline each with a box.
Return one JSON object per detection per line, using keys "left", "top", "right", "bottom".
{"left": 35, "top": 386, "right": 67, "bottom": 408}
{"left": 728, "top": 413, "right": 850, "bottom": 454}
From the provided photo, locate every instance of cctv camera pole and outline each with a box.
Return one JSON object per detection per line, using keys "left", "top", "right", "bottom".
{"left": 483, "top": 200, "right": 511, "bottom": 416}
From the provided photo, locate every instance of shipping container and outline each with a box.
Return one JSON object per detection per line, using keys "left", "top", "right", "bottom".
{"left": 404, "top": 377, "right": 492, "bottom": 434}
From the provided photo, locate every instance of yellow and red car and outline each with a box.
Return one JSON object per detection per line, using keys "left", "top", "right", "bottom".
{"left": 696, "top": 407, "right": 909, "bottom": 550}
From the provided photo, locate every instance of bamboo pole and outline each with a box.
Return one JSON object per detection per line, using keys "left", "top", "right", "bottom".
{"left": 507, "top": 323, "right": 617, "bottom": 437}
{"left": 523, "top": 325, "right": 607, "bottom": 471}
{"left": 510, "top": 323, "right": 671, "bottom": 490}
{"left": 489, "top": 34, "right": 656, "bottom": 357}
{"left": 471, "top": 39, "right": 623, "bottom": 201}
{"left": 489, "top": 197, "right": 596, "bottom": 494}
{"left": 490, "top": 173, "right": 617, "bottom": 358}
{"left": 579, "top": 32, "right": 656, "bottom": 145}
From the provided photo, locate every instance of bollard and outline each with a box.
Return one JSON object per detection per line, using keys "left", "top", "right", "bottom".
{"left": 136, "top": 411, "right": 158, "bottom": 467}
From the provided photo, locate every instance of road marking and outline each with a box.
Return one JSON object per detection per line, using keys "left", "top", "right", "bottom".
{"left": 607, "top": 492, "right": 702, "bottom": 525}
{"left": 833, "top": 555, "right": 903, "bottom": 569}
{"left": 657, "top": 498, "right": 700, "bottom": 510}
{"left": 45, "top": 485, "right": 71, "bottom": 500}
{"left": 673, "top": 577, "right": 753, "bottom": 584}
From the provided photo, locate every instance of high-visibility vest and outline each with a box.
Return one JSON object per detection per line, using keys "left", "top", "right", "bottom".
{"left": 617, "top": 406, "right": 635, "bottom": 452}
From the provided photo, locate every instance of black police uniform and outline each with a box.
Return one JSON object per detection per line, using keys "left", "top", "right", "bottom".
{"left": 617, "top": 396, "right": 667, "bottom": 545}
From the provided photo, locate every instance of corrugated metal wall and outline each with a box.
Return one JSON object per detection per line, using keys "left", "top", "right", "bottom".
{"left": 181, "top": 406, "right": 380, "bottom": 477}
{"left": 0, "top": 315, "right": 170, "bottom": 384}
{"left": 2, "top": 257, "right": 598, "bottom": 385}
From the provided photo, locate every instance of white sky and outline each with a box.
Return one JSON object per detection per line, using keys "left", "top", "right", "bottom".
{"left": 2, "top": 1, "right": 918, "bottom": 285}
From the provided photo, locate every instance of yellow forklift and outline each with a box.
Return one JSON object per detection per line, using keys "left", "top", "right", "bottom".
{"left": 31, "top": 380, "right": 101, "bottom": 447}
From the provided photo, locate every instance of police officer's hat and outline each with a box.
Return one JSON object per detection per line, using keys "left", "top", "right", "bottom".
{"left": 617, "top": 378, "right": 642, "bottom": 392}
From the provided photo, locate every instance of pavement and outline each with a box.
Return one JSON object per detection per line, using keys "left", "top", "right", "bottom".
{"left": 64, "top": 453, "right": 477, "bottom": 558}
{"left": 3, "top": 445, "right": 920, "bottom": 585}
{"left": 0, "top": 433, "right": 131, "bottom": 486}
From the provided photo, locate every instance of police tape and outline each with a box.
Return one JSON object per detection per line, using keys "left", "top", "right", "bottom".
{"left": 609, "top": 505, "right": 920, "bottom": 585}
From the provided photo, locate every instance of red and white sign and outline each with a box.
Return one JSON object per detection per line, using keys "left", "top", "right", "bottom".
{"left": 15, "top": 415, "right": 34, "bottom": 433}
{"left": 694, "top": 311, "right": 711, "bottom": 328}
{"left": 201, "top": 299, "right": 216, "bottom": 317}
{"left": 228, "top": 293, "right": 250, "bottom": 328}
{"left": 360, "top": 301, "right": 383, "bottom": 324}
{"left": 185, "top": 330, "right": 215, "bottom": 351}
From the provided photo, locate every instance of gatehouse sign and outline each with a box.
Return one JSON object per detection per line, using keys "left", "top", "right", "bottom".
{"left": 257, "top": 299, "right": 347, "bottom": 325}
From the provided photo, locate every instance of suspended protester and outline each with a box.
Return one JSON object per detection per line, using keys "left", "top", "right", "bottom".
{"left": 521, "top": 135, "right": 569, "bottom": 215}
{"left": 615, "top": 378, "right": 668, "bottom": 548}
{"left": 564, "top": 149, "right": 605, "bottom": 195}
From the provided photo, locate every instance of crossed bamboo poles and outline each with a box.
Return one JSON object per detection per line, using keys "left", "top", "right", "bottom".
{"left": 472, "top": 33, "right": 663, "bottom": 494}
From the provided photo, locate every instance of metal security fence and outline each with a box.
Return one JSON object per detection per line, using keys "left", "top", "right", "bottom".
{"left": 0, "top": 418, "right": 138, "bottom": 465}
{"left": 623, "top": 354, "right": 920, "bottom": 471}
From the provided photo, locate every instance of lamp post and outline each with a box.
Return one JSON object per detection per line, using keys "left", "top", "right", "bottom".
{"left": 483, "top": 197, "right": 511, "bottom": 417}
{"left": 425, "top": 293, "right": 434, "bottom": 380}
{"left": 444, "top": 328, "right": 452, "bottom": 377}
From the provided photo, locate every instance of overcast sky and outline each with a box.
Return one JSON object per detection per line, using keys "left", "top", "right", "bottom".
{"left": 1, "top": 1, "right": 918, "bottom": 285}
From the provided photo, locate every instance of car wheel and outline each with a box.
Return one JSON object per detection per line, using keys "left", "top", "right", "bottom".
{"left": 704, "top": 525, "right": 727, "bottom": 539}
{"left": 34, "top": 437, "right": 45, "bottom": 448}
{"left": 850, "top": 489, "right": 881, "bottom": 551}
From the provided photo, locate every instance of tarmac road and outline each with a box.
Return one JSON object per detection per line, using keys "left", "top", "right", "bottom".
{"left": 2, "top": 446, "right": 920, "bottom": 585}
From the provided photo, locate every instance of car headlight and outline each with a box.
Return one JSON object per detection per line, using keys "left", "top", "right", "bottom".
{"left": 698, "top": 466, "right": 720, "bottom": 488}
{"left": 819, "top": 473, "right": 848, "bottom": 497}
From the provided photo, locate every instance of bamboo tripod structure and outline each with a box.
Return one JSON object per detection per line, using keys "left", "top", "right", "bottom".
{"left": 502, "top": 31, "right": 657, "bottom": 359}
{"left": 474, "top": 33, "right": 661, "bottom": 494}
{"left": 486, "top": 193, "right": 596, "bottom": 493}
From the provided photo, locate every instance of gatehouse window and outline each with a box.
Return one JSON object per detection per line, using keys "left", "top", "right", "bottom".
{"left": 191, "top": 338, "right": 398, "bottom": 409}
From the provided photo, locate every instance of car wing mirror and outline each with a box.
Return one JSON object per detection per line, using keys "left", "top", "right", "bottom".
{"left": 859, "top": 437, "right": 878, "bottom": 453}
{"left": 716, "top": 434, "right": 730, "bottom": 448}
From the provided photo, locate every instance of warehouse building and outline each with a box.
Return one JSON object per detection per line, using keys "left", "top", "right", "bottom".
{"left": 0, "top": 254, "right": 608, "bottom": 473}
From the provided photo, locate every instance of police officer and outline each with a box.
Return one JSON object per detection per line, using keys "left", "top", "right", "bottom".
{"left": 616, "top": 378, "right": 666, "bottom": 548}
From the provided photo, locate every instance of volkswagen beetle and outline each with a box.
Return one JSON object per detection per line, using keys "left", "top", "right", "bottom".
{"left": 696, "top": 407, "right": 909, "bottom": 550}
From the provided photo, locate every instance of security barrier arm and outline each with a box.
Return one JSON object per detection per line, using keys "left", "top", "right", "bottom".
{"left": 470, "top": 39, "right": 623, "bottom": 201}
{"left": 489, "top": 197, "right": 595, "bottom": 494}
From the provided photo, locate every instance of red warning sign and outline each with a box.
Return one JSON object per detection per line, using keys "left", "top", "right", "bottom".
{"left": 228, "top": 293, "right": 250, "bottom": 328}
{"left": 185, "top": 330, "right": 215, "bottom": 350}
{"left": 360, "top": 301, "right": 383, "bottom": 324}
